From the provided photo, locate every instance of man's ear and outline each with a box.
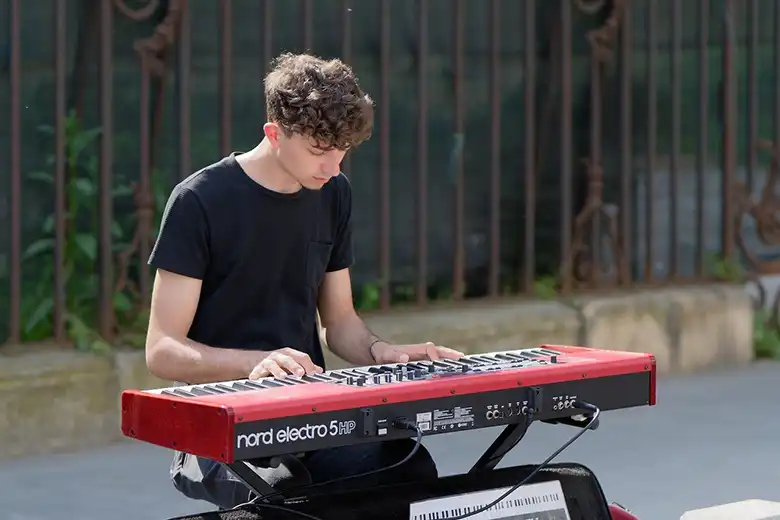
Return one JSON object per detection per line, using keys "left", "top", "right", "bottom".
{"left": 263, "top": 122, "right": 282, "bottom": 148}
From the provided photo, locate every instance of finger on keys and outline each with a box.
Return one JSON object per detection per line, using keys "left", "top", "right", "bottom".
{"left": 277, "top": 355, "right": 306, "bottom": 377}
{"left": 434, "top": 345, "right": 465, "bottom": 360}
{"left": 424, "top": 343, "right": 441, "bottom": 361}
{"left": 386, "top": 349, "right": 410, "bottom": 363}
{"left": 248, "top": 365, "right": 271, "bottom": 380}
{"left": 288, "top": 351, "right": 323, "bottom": 374}
{"left": 370, "top": 342, "right": 404, "bottom": 363}
{"left": 377, "top": 344, "right": 409, "bottom": 363}
{"left": 251, "top": 358, "right": 287, "bottom": 379}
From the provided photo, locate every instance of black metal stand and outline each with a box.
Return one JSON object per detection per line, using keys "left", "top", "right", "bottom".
{"left": 220, "top": 387, "right": 602, "bottom": 508}
{"left": 173, "top": 407, "right": 605, "bottom": 519}
{"left": 224, "top": 454, "right": 313, "bottom": 505}
{"left": 222, "top": 386, "right": 549, "bottom": 503}
{"left": 224, "top": 420, "right": 535, "bottom": 505}
{"left": 468, "top": 420, "right": 532, "bottom": 473}
{"left": 467, "top": 406, "right": 600, "bottom": 474}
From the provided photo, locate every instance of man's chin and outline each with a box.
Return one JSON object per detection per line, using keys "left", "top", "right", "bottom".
{"left": 304, "top": 177, "right": 330, "bottom": 189}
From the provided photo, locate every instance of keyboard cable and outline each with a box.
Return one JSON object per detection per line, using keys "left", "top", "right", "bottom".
{"left": 446, "top": 400, "right": 601, "bottom": 520}
{"left": 233, "top": 400, "right": 600, "bottom": 520}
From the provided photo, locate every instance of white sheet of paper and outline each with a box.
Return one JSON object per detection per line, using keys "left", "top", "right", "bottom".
{"left": 409, "top": 479, "right": 571, "bottom": 520}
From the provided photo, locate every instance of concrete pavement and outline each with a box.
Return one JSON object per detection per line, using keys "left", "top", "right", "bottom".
{"left": 1, "top": 361, "right": 778, "bottom": 520}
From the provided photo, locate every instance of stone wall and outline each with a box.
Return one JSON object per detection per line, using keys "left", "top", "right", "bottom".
{"left": 0, "top": 284, "right": 753, "bottom": 462}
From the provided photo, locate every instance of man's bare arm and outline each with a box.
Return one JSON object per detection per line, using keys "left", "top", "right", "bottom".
{"left": 318, "top": 269, "right": 465, "bottom": 366}
{"left": 317, "top": 268, "right": 382, "bottom": 366}
{"left": 145, "top": 269, "right": 265, "bottom": 384}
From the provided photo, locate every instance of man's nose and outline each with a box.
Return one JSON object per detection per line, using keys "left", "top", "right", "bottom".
{"left": 322, "top": 162, "right": 341, "bottom": 177}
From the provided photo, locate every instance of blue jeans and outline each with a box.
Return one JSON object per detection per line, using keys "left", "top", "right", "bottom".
{"left": 170, "top": 440, "right": 438, "bottom": 510}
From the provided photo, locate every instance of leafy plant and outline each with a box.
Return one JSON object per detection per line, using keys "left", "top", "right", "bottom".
{"left": 707, "top": 253, "right": 780, "bottom": 359}
{"left": 19, "top": 111, "right": 165, "bottom": 352}
{"left": 753, "top": 309, "right": 780, "bottom": 359}
{"left": 532, "top": 275, "right": 559, "bottom": 300}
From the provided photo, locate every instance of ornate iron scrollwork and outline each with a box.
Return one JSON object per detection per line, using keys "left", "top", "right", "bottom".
{"left": 564, "top": 0, "right": 628, "bottom": 288}
{"left": 734, "top": 139, "right": 780, "bottom": 275}
{"left": 734, "top": 139, "right": 780, "bottom": 335}
{"left": 569, "top": 158, "right": 626, "bottom": 285}
{"left": 113, "top": 0, "right": 184, "bottom": 302}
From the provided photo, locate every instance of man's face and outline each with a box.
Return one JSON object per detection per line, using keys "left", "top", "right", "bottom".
{"left": 264, "top": 123, "right": 347, "bottom": 190}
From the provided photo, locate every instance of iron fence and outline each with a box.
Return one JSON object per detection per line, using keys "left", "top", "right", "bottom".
{"left": 2, "top": 0, "right": 779, "bottom": 347}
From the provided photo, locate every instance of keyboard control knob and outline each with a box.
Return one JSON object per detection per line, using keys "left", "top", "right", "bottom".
{"left": 550, "top": 355, "right": 558, "bottom": 363}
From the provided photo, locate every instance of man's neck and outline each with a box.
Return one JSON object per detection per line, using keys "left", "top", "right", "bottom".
{"left": 236, "top": 140, "right": 303, "bottom": 194}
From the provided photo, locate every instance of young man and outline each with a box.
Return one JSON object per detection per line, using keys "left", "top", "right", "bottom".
{"left": 144, "top": 53, "right": 465, "bottom": 510}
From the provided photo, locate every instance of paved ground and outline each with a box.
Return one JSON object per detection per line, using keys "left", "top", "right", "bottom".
{"left": 1, "top": 361, "right": 779, "bottom": 520}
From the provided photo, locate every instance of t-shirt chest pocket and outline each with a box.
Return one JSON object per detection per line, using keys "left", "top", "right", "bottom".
{"left": 305, "top": 241, "right": 333, "bottom": 289}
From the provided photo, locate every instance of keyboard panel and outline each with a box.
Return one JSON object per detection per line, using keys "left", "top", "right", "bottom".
{"left": 147, "top": 347, "right": 565, "bottom": 399}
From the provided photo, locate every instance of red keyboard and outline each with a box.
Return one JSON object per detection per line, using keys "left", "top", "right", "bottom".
{"left": 121, "top": 345, "right": 656, "bottom": 463}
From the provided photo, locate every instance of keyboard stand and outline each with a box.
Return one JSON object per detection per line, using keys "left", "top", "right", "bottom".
{"left": 221, "top": 419, "right": 534, "bottom": 505}
{"left": 469, "top": 404, "right": 600, "bottom": 473}
{"left": 221, "top": 390, "right": 600, "bottom": 507}
{"left": 222, "top": 420, "right": 533, "bottom": 507}
{"left": 224, "top": 454, "right": 313, "bottom": 505}
{"left": 468, "top": 420, "right": 531, "bottom": 473}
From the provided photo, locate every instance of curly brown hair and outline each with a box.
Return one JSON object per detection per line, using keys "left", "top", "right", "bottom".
{"left": 264, "top": 53, "right": 375, "bottom": 151}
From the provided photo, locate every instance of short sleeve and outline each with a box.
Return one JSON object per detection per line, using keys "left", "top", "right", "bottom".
{"left": 148, "top": 185, "right": 210, "bottom": 279}
{"left": 327, "top": 174, "right": 355, "bottom": 272}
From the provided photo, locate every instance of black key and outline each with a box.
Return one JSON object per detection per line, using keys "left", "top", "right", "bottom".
{"left": 445, "top": 359, "right": 470, "bottom": 368}
{"left": 189, "top": 386, "right": 216, "bottom": 396}
{"left": 243, "top": 381, "right": 266, "bottom": 390}
{"left": 230, "top": 382, "right": 256, "bottom": 391}
{"left": 197, "top": 385, "right": 227, "bottom": 395}
{"left": 214, "top": 384, "right": 239, "bottom": 392}
{"left": 439, "top": 359, "right": 465, "bottom": 369}
{"left": 172, "top": 389, "right": 194, "bottom": 398}
{"left": 204, "top": 385, "right": 229, "bottom": 393}
{"left": 504, "top": 353, "right": 529, "bottom": 361}
{"left": 303, "top": 374, "right": 334, "bottom": 383}
{"left": 431, "top": 361, "right": 454, "bottom": 370}
{"left": 345, "top": 369, "right": 372, "bottom": 378}
{"left": 281, "top": 377, "right": 307, "bottom": 384}
{"left": 161, "top": 390, "right": 180, "bottom": 397}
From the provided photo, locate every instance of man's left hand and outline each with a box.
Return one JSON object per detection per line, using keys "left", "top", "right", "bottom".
{"left": 370, "top": 341, "right": 465, "bottom": 364}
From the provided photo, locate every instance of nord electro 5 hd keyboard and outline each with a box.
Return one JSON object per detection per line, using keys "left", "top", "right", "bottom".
{"left": 121, "top": 345, "right": 656, "bottom": 464}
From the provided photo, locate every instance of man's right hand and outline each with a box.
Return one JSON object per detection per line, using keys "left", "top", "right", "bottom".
{"left": 249, "top": 348, "right": 323, "bottom": 380}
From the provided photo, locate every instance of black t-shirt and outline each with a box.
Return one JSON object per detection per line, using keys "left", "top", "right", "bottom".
{"left": 147, "top": 153, "right": 354, "bottom": 371}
